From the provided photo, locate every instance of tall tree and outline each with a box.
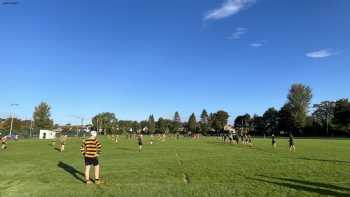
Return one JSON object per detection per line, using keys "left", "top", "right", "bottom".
{"left": 148, "top": 115, "right": 156, "bottom": 134}
{"left": 91, "top": 112, "right": 118, "bottom": 134}
{"left": 187, "top": 113, "right": 197, "bottom": 132}
{"left": 263, "top": 107, "right": 279, "bottom": 135}
{"left": 173, "top": 112, "right": 182, "bottom": 133}
{"left": 278, "top": 103, "right": 294, "bottom": 134}
{"left": 118, "top": 120, "right": 133, "bottom": 134}
{"left": 157, "top": 117, "right": 167, "bottom": 133}
{"left": 251, "top": 115, "right": 265, "bottom": 135}
{"left": 312, "top": 101, "right": 336, "bottom": 136}
{"left": 212, "top": 110, "right": 229, "bottom": 132}
{"left": 333, "top": 99, "right": 350, "bottom": 133}
{"left": 287, "top": 83, "right": 312, "bottom": 132}
{"left": 33, "top": 102, "right": 54, "bottom": 130}
{"left": 140, "top": 120, "right": 148, "bottom": 133}
{"left": 200, "top": 109, "right": 209, "bottom": 135}
{"left": 1, "top": 118, "right": 22, "bottom": 132}
{"left": 234, "top": 114, "right": 251, "bottom": 129}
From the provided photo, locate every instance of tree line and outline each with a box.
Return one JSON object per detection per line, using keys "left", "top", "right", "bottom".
{"left": 234, "top": 84, "right": 350, "bottom": 136}
{"left": 1, "top": 83, "right": 349, "bottom": 137}
{"left": 92, "top": 83, "right": 349, "bottom": 137}
{"left": 0, "top": 102, "right": 54, "bottom": 136}
{"left": 90, "top": 110, "right": 229, "bottom": 136}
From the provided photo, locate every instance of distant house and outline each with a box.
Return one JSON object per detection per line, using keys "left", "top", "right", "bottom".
{"left": 39, "top": 130, "right": 56, "bottom": 139}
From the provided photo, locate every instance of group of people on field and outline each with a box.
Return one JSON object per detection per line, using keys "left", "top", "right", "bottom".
{"left": 272, "top": 133, "right": 296, "bottom": 152}
{"left": 220, "top": 128, "right": 296, "bottom": 152}
{"left": 1, "top": 128, "right": 297, "bottom": 185}
{"left": 222, "top": 130, "right": 253, "bottom": 146}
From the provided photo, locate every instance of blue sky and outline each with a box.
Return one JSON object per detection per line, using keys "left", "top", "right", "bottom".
{"left": 0, "top": 0, "right": 349, "bottom": 124}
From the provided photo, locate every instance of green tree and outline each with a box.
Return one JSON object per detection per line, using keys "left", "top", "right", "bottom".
{"left": 131, "top": 121, "right": 140, "bottom": 133}
{"left": 157, "top": 117, "right": 167, "bottom": 133}
{"left": 118, "top": 120, "right": 133, "bottom": 134}
{"left": 287, "top": 83, "right": 312, "bottom": 133}
{"left": 148, "top": 115, "right": 156, "bottom": 134}
{"left": 278, "top": 103, "right": 294, "bottom": 134}
{"left": 91, "top": 112, "right": 118, "bottom": 135}
{"left": 2, "top": 118, "right": 22, "bottom": 132}
{"left": 333, "top": 99, "right": 350, "bottom": 133}
{"left": 188, "top": 113, "right": 197, "bottom": 132}
{"left": 140, "top": 120, "right": 148, "bottom": 133}
{"left": 200, "top": 109, "right": 209, "bottom": 135}
{"left": 172, "top": 112, "right": 182, "bottom": 133}
{"left": 212, "top": 110, "right": 229, "bottom": 132}
{"left": 262, "top": 107, "right": 279, "bottom": 135}
{"left": 33, "top": 102, "right": 54, "bottom": 130}
{"left": 312, "top": 101, "right": 336, "bottom": 136}
{"left": 234, "top": 114, "right": 251, "bottom": 129}
{"left": 251, "top": 115, "right": 264, "bottom": 135}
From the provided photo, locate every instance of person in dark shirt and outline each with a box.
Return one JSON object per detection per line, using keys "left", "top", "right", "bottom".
{"left": 289, "top": 134, "right": 295, "bottom": 152}
{"left": 137, "top": 134, "right": 143, "bottom": 152}
{"left": 272, "top": 134, "right": 277, "bottom": 149}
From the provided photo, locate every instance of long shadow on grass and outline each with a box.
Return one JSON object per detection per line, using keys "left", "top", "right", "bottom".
{"left": 248, "top": 175, "right": 350, "bottom": 197}
{"left": 205, "top": 141, "right": 274, "bottom": 154}
{"left": 57, "top": 161, "right": 85, "bottom": 183}
{"left": 298, "top": 157, "right": 350, "bottom": 165}
{"left": 116, "top": 147, "right": 135, "bottom": 152}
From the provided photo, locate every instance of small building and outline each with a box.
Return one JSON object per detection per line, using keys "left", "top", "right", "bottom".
{"left": 39, "top": 130, "right": 56, "bottom": 139}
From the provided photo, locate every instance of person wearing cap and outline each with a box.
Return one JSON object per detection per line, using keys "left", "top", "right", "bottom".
{"left": 80, "top": 130, "right": 102, "bottom": 184}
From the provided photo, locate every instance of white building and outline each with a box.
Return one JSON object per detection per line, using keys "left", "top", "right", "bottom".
{"left": 39, "top": 130, "right": 56, "bottom": 139}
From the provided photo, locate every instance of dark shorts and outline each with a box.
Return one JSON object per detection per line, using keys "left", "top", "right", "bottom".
{"left": 84, "top": 157, "right": 99, "bottom": 166}
{"left": 138, "top": 142, "right": 143, "bottom": 146}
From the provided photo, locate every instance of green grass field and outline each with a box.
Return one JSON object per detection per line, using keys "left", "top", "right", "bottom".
{"left": 1, "top": 136, "right": 350, "bottom": 197}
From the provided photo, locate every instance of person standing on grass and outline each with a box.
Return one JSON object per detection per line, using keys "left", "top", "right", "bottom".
{"left": 80, "top": 130, "right": 102, "bottom": 184}
{"left": 59, "top": 135, "right": 68, "bottom": 152}
{"left": 247, "top": 134, "right": 253, "bottom": 146}
{"left": 115, "top": 134, "right": 119, "bottom": 143}
{"left": 150, "top": 134, "right": 154, "bottom": 145}
{"left": 229, "top": 132, "right": 233, "bottom": 144}
{"left": 289, "top": 134, "right": 295, "bottom": 152}
{"left": 137, "top": 134, "right": 143, "bottom": 152}
{"left": 1, "top": 136, "right": 7, "bottom": 150}
{"left": 272, "top": 134, "right": 277, "bottom": 149}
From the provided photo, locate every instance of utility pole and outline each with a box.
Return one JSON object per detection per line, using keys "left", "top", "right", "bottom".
{"left": 30, "top": 119, "right": 33, "bottom": 138}
{"left": 9, "top": 104, "right": 19, "bottom": 136}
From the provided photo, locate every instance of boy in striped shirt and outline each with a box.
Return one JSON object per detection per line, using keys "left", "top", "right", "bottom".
{"left": 80, "top": 130, "right": 102, "bottom": 184}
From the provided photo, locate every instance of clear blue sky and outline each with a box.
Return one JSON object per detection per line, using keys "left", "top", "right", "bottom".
{"left": 0, "top": 0, "right": 349, "bottom": 124}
